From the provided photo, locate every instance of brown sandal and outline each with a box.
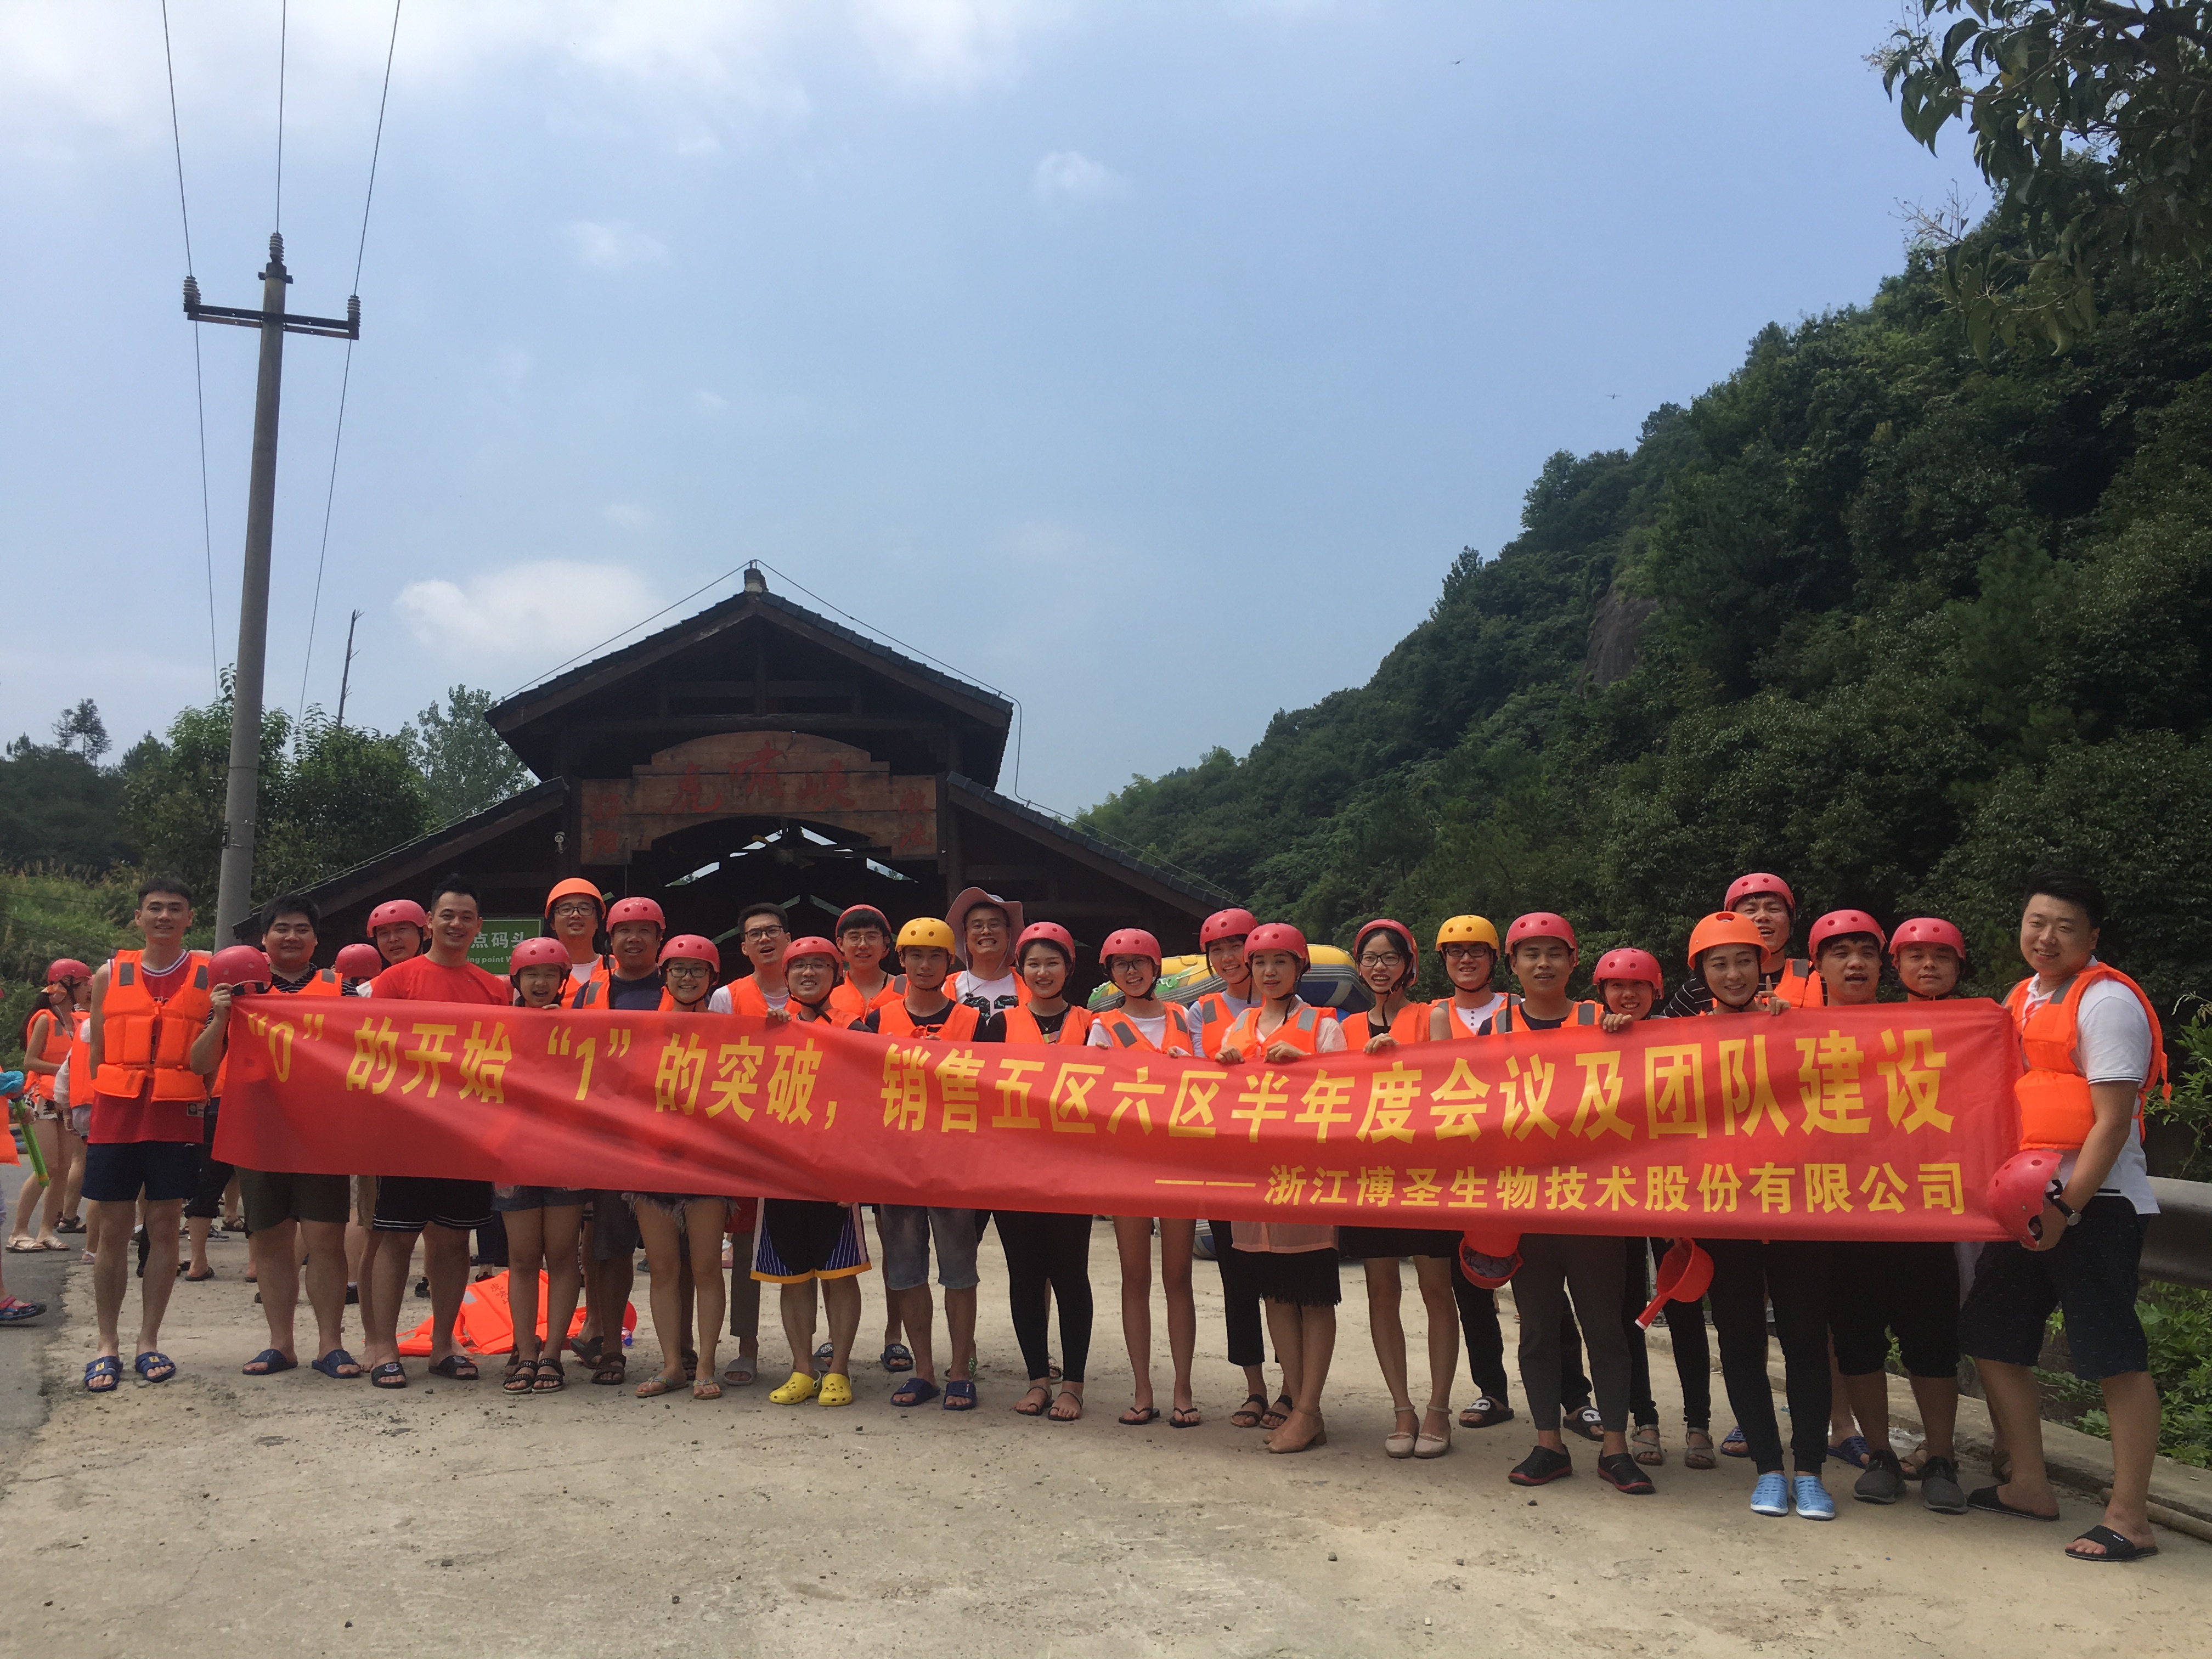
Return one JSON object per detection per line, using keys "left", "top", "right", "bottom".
{"left": 591, "top": 1352, "right": 628, "bottom": 1386}
{"left": 1684, "top": 1429, "right": 1716, "bottom": 1470}
{"left": 1632, "top": 1425, "right": 1666, "bottom": 1466}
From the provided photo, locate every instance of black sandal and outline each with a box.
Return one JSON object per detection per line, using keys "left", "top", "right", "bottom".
{"left": 1509, "top": 1444, "right": 1574, "bottom": 1486}
{"left": 426, "top": 1353, "right": 479, "bottom": 1381}
{"left": 1229, "top": 1393, "right": 1268, "bottom": 1429}
{"left": 532, "top": 1357, "right": 566, "bottom": 1393}
{"left": 1119, "top": 1404, "right": 1160, "bottom": 1426}
{"left": 1460, "top": 1396, "right": 1515, "bottom": 1429}
{"left": 1258, "top": 1393, "right": 1294, "bottom": 1431}
{"left": 503, "top": 1355, "right": 538, "bottom": 1394}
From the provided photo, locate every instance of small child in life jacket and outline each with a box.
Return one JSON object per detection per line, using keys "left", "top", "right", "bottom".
{"left": 510, "top": 938, "right": 571, "bottom": 1011}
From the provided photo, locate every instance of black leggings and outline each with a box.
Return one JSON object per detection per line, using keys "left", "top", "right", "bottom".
{"left": 1701, "top": 1237, "right": 1831, "bottom": 1475}
{"left": 995, "top": 1212, "right": 1093, "bottom": 1384}
{"left": 1625, "top": 1238, "right": 1713, "bottom": 1431}
{"left": 1452, "top": 1265, "right": 1590, "bottom": 1409}
{"left": 182, "top": 1104, "right": 232, "bottom": 1221}
{"left": 1211, "top": 1219, "right": 1267, "bottom": 1369}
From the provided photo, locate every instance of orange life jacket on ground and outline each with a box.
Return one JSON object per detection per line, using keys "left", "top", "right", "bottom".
{"left": 25, "top": 1008, "right": 70, "bottom": 1101}
{"left": 1222, "top": 1000, "right": 1329, "bottom": 1059}
{"left": 874, "top": 1000, "right": 982, "bottom": 1041}
{"left": 1486, "top": 997, "right": 1602, "bottom": 1034}
{"left": 1093, "top": 1005, "right": 1195, "bottom": 1056}
{"left": 94, "top": 950, "right": 213, "bottom": 1103}
{"left": 2001, "top": 964, "right": 2168, "bottom": 1151}
{"left": 1000, "top": 1004, "right": 1093, "bottom": 1046}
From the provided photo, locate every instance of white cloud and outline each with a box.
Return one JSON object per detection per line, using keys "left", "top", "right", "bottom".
{"left": 692, "top": 389, "right": 729, "bottom": 414}
{"left": 1033, "top": 149, "right": 1127, "bottom": 206}
{"left": 394, "top": 560, "right": 662, "bottom": 665}
{"left": 855, "top": 0, "right": 1064, "bottom": 94}
{"left": 564, "top": 219, "right": 670, "bottom": 270}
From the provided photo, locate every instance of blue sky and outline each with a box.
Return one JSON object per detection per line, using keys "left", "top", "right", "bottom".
{"left": 1, "top": 1, "right": 1977, "bottom": 817}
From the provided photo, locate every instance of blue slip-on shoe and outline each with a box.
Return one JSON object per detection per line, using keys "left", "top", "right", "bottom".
{"left": 1793, "top": 1475, "right": 1837, "bottom": 1520}
{"left": 1750, "top": 1472, "right": 1789, "bottom": 1517}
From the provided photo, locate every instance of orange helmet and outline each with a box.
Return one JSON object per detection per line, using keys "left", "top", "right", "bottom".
{"left": 1686, "top": 911, "right": 1765, "bottom": 966}
{"left": 543, "top": 877, "right": 603, "bottom": 916}
{"left": 1808, "top": 909, "right": 1887, "bottom": 956}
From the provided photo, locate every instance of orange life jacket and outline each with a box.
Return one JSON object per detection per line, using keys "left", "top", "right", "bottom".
{"left": 276, "top": 968, "right": 347, "bottom": 998}
{"left": 2002, "top": 964, "right": 2169, "bottom": 1151}
{"left": 1424, "top": 998, "right": 1501, "bottom": 1042}
{"left": 1189, "top": 989, "right": 1255, "bottom": 1062}
{"left": 1001, "top": 1004, "right": 1093, "bottom": 1046}
{"left": 828, "top": 976, "right": 901, "bottom": 1025}
{"left": 1222, "top": 1000, "right": 1329, "bottom": 1059}
{"left": 64, "top": 1010, "right": 92, "bottom": 1109}
{"left": 25, "top": 1008, "right": 70, "bottom": 1101}
{"left": 874, "top": 1000, "right": 982, "bottom": 1041}
{"left": 724, "top": 975, "right": 787, "bottom": 1018}
{"left": 1487, "top": 997, "right": 1602, "bottom": 1034}
{"left": 1336, "top": 1003, "right": 1427, "bottom": 1046}
{"left": 561, "top": 956, "right": 611, "bottom": 1009}
{"left": 1766, "top": 959, "right": 1821, "bottom": 1009}
{"left": 94, "top": 949, "right": 213, "bottom": 1103}
{"left": 1094, "top": 1005, "right": 1195, "bottom": 1056}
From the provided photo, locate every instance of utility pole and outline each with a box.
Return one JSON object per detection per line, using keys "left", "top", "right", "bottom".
{"left": 184, "top": 233, "right": 358, "bottom": 942}
{"left": 334, "top": 608, "right": 363, "bottom": 731}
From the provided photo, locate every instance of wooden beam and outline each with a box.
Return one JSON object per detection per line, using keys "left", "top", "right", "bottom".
{"left": 572, "top": 715, "right": 947, "bottom": 737}
{"left": 665, "top": 679, "right": 860, "bottom": 701}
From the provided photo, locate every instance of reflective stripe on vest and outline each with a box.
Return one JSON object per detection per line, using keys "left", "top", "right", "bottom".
{"left": 2002, "top": 965, "right": 2167, "bottom": 1151}
{"left": 1491, "top": 998, "right": 1602, "bottom": 1034}
{"left": 875, "top": 1001, "right": 982, "bottom": 1041}
{"left": 1769, "top": 960, "right": 1821, "bottom": 1009}
{"left": 1097, "top": 1006, "right": 1192, "bottom": 1055}
{"left": 1224, "top": 1001, "right": 1324, "bottom": 1057}
{"left": 562, "top": 958, "right": 611, "bottom": 1010}
{"left": 279, "top": 969, "right": 347, "bottom": 998}
{"left": 94, "top": 949, "right": 213, "bottom": 1103}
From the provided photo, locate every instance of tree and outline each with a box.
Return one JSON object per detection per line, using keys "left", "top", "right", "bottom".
{"left": 403, "top": 686, "right": 535, "bottom": 827}
{"left": 1881, "top": 1, "right": 2212, "bottom": 354}
{"left": 49, "top": 697, "right": 111, "bottom": 763}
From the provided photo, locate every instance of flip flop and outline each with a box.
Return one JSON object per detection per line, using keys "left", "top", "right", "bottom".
{"left": 241, "top": 1348, "right": 297, "bottom": 1376}
{"left": 2067, "top": 1523, "right": 2158, "bottom": 1562}
{"left": 890, "top": 1376, "right": 939, "bottom": 1408}
{"left": 370, "top": 1362, "right": 408, "bottom": 1389}
{"left": 1119, "top": 1404, "right": 1161, "bottom": 1426}
{"left": 1049, "top": 1390, "right": 1084, "bottom": 1423}
{"left": 1968, "top": 1486, "right": 2059, "bottom": 1522}
{"left": 182, "top": 1267, "right": 216, "bottom": 1282}
{"left": 942, "top": 1379, "right": 978, "bottom": 1412}
{"left": 0, "top": 1296, "right": 46, "bottom": 1324}
{"left": 426, "top": 1354, "right": 479, "bottom": 1381}
{"left": 1720, "top": 1425, "right": 1750, "bottom": 1458}
{"left": 1170, "top": 1406, "right": 1201, "bottom": 1429}
{"left": 83, "top": 1355, "right": 121, "bottom": 1392}
{"left": 880, "top": 1342, "right": 915, "bottom": 1373}
{"left": 311, "top": 1348, "right": 363, "bottom": 1379}
{"left": 133, "top": 1351, "right": 177, "bottom": 1383}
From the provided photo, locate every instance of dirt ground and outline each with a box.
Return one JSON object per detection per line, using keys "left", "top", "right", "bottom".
{"left": 1, "top": 1222, "right": 2198, "bottom": 1657}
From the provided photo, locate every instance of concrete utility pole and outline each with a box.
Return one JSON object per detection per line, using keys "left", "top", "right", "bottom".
{"left": 184, "top": 233, "right": 358, "bottom": 941}
{"left": 335, "top": 608, "right": 363, "bottom": 731}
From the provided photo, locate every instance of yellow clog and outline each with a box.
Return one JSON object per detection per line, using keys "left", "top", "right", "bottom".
{"left": 817, "top": 1371, "right": 854, "bottom": 1408}
{"left": 769, "top": 1369, "right": 820, "bottom": 1404}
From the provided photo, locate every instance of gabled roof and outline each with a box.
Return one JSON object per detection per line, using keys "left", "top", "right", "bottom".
{"left": 487, "top": 582, "right": 1012, "bottom": 785}
{"left": 946, "top": 774, "right": 1233, "bottom": 913}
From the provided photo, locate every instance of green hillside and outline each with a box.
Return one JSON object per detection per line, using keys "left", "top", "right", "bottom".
{"left": 1078, "top": 234, "right": 2212, "bottom": 1016}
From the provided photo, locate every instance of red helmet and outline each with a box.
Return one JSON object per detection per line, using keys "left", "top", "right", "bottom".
{"left": 209, "top": 945, "right": 272, "bottom": 990}
{"left": 657, "top": 934, "right": 720, "bottom": 972}
{"left": 1242, "top": 923, "right": 1309, "bottom": 969}
{"left": 1458, "top": 1224, "right": 1523, "bottom": 1290}
{"left": 1352, "top": 919, "right": 1419, "bottom": 983}
{"left": 1808, "top": 909, "right": 1887, "bottom": 955}
{"left": 334, "top": 943, "right": 386, "bottom": 979}
{"left": 1637, "top": 1240, "right": 1713, "bottom": 1328}
{"left": 1099, "top": 927, "right": 1163, "bottom": 967}
{"left": 1015, "top": 921, "right": 1077, "bottom": 964}
{"left": 606, "top": 896, "right": 665, "bottom": 932}
{"left": 781, "top": 935, "right": 842, "bottom": 970}
{"left": 1725, "top": 872, "right": 1796, "bottom": 912}
{"left": 1889, "top": 916, "right": 1966, "bottom": 961}
{"left": 46, "top": 958, "right": 92, "bottom": 986}
{"left": 1988, "top": 1149, "right": 2065, "bottom": 1244}
{"left": 1200, "top": 907, "right": 1259, "bottom": 947}
{"left": 1505, "top": 912, "right": 1577, "bottom": 954}
{"left": 509, "top": 937, "right": 570, "bottom": 974}
{"left": 1593, "top": 947, "right": 1663, "bottom": 992}
{"left": 834, "top": 904, "right": 892, "bottom": 938}
{"left": 366, "top": 899, "right": 428, "bottom": 934}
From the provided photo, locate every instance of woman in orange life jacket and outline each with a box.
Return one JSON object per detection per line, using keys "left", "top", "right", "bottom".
{"left": 754, "top": 938, "right": 871, "bottom": 1412}
{"left": 991, "top": 922, "right": 1094, "bottom": 1423}
{"left": 43, "top": 962, "right": 96, "bottom": 1240}
{"left": 1807, "top": 911, "right": 1972, "bottom": 1514}
{"left": 1188, "top": 907, "right": 1287, "bottom": 1432}
{"left": 628, "top": 934, "right": 733, "bottom": 1401}
{"left": 1214, "top": 924, "right": 1346, "bottom": 1453}
{"left": 9, "top": 967, "right": 88, "bottom": 1252}
{"left": 1592, "top": 948, "right": 1716, "bottom": 1471}
{"left": 540, "top": 878, "right": 609, "bottom": 1008}
{"left": 1476, "top": 915, "right": 1652, "bottom": 1495}
{"left": 1684, "top": 910, "right": 1838, "bottom": 1520}
{"left": 1662, "top": 873, "right": 1819, "bottom": 1017}
{"left": 494, "top": 938, "right": 589, "bottom": 1397}
{"left": 1085, "top": 928, "right": 1202, "bottom": 1426}
{"left": 1334, "top": 921, "right": 1460, "bottom": 1460}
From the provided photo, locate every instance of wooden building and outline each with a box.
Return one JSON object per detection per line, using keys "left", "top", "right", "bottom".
{"left": 292, "top": 569, "right": 1223, "bottom": 969}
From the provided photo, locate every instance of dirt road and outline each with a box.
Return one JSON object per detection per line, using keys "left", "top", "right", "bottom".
{"left": 3, "top": 1224, "right": 2197, "bottom": 1656}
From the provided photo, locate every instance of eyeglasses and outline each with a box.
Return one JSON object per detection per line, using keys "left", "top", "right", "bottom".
{"left": 1358, "top": 951, "right": 1406, "bottom": 968}
{"left": 663, "top": 961, "right": 711, "bottom": 976}
{"left": 1440, "top": 943, "right": 1492, "bottom": 959}
{"left": 551, "top": 901, "right": 599, "bottom": 918}
{"left": 742, "top": 926, "right": 788, "bottom": 944}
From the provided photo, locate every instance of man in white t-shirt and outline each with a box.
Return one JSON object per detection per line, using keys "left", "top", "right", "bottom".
{"left": 1958, "top": 870, "right": 2163, "bottom": 1562}
{"left": 946, "top": 887, "right": 1024, "bottom": 1017}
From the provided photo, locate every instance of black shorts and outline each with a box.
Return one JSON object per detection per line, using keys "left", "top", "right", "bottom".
{"left": 240, "top": 1169, "right": 352, "bottom": 1232}
{"left": 1829, "top": 1239, "right": 1960, "bottom": 1379}
{"left": 1249, "top": 1248, "right": 1342, "bottom": 1307}
{"left": 754, "top": 1199, "right": 870, "bottom": 1282}
{"left": 1958, "top": 1197, "right": 2149, "bottom": 1381}
{"left": 1338, "top": 1225, "right": 1460, "bottom": 1260}
{"left": 372, "top": 1175, "right": 495, "bottom": 1234}
{"left": 82, "top": 1139, "right": 201, "bottom": 1204}
{"left": 589, "top": 1190, "right": 640, "bottom": 1262}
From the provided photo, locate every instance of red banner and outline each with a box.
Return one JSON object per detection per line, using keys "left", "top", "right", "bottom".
{"left": 215, "top": 1000, "right": 2022, "bottom": 1239}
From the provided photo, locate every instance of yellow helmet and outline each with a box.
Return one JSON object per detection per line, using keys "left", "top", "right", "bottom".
{"left": 1434, "top": 915, "right": 1500, "bottom": 950}
{"left": 896, "top": 917, "right": 957, "bottom": 953}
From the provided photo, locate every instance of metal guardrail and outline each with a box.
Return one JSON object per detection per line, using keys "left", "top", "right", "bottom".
{"left": 2144, "top": 1177, "right": 2212, "bottom": 1290}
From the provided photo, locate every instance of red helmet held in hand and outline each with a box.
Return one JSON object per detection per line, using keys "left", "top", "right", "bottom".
{"left": 1458, "top": 1224, "right": 1523, "bottom": 1290}
{"left": 334, "top": 943, "right": 385, "bottom": 979}
{"left": 209, "top": 945, "right": 272, "bottom": 990}
{"left": 1988, "top": 1149, "right": 2066, "bottom": 1245}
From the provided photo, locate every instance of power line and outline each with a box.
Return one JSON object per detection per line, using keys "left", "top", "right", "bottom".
{"left": 160, "top": 0, "right": 220, "bottom": 689}
{"left": 297, "top": 0, "right": 403, "bottom": 727}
